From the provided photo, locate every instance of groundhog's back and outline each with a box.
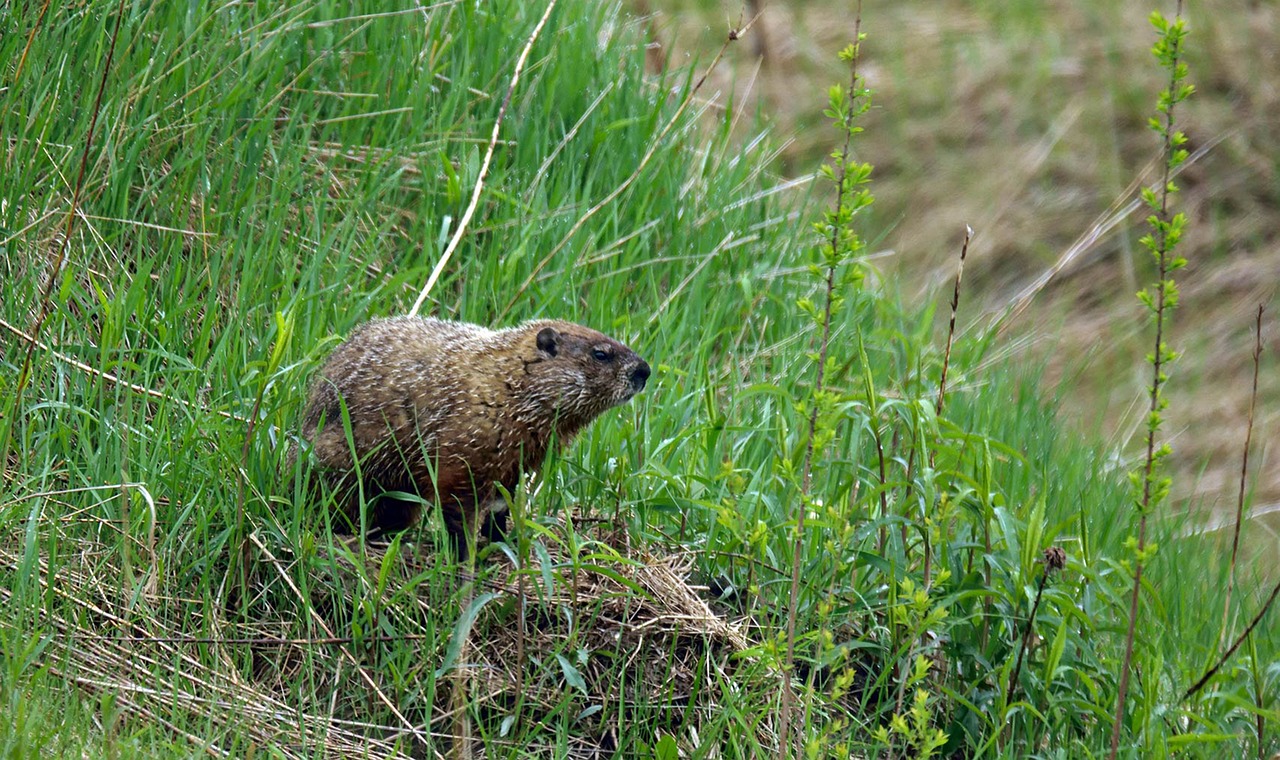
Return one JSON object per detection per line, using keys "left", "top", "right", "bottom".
{"left": 299, "top": 315, "right": 650, "bottom": 536}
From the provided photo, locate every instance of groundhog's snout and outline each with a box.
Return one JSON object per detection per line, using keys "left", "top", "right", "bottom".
{"left": 629, "top": 359, "right": 651, "bottom": 393}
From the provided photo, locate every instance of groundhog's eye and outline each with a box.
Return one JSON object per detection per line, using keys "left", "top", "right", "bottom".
{"left": 592, "top": 347, "right": 613, "bottom": 362}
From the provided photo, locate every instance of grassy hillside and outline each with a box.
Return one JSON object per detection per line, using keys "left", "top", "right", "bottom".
{"left": 1, "top": 0, "right": 1275, "bottom": 757}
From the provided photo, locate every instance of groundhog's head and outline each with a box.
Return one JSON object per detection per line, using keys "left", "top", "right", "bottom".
{"left": 519, "top": 320, "right": 650, "bottom": 432}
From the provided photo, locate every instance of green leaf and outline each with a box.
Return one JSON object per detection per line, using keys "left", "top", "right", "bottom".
{"left": 654, "top": 734, "right": 680, "bottom": 760}
{"left": 435, "top": 592, "right": 502, "bottom": 678}
{"left": 557, "top": 653, "right": 589, "bottom": 695}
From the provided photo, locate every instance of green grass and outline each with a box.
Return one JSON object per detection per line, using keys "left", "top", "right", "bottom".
{"left": 1, "top": 0, "right": 1276, "bottom": 757}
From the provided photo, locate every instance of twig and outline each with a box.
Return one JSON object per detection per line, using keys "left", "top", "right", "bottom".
{"left": 68, "top": 632, "right": 433, "bottom": 646}
{"left": 1220, "top": 305, "right": 1264, "bottom": 643}
{"left": 1, "top": 0, "right": 129, "bottom": 467}
{"left": 1007, "top": 548, "right": 1066, "bottom": 702}
{"left": 408, "top": 0, "right": 559, "bottom": 317}
{"left": 922, "top": 226, "right": 971, "bottom": 588}
{"left": 1184, "top": 576, "right": 1280, "bottom": 700}
{"left": 936, "top": 226, "right": 971, "bottom": 416}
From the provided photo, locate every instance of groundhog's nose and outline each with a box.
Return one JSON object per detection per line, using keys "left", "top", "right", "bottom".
{"left": 630, "top": 360, "right": 651, "bottom": 392}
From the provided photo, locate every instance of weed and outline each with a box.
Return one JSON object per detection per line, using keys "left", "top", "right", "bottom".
{"left": 1111, "top": 6, "right": 1194, "bottom": 755}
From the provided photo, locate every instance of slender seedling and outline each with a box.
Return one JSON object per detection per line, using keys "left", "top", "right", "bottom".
{"left": 1109, "top": 5, "right": 1193, "bottom": 756}
{"left": 780, "top": 4, "right": 871, "bottom": 751}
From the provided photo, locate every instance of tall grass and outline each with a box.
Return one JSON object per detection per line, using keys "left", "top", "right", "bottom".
{"left": 1, "top": 0, "right": 1276, "bottom": 757}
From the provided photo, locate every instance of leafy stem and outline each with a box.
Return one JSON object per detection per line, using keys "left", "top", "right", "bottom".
{"left": 1110, "top": 5, "right": 1193, "bottom": 756}
{"left": 779, "top": 3, "right": 873, "bottom": 751}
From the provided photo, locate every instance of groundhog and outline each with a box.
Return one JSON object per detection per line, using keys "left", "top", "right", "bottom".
{"left": 299, "top": 316, "right": 650, "bottom": 550}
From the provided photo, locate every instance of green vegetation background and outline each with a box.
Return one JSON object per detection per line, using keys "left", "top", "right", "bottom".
{"left": 1, "top": 0, "right": 1275, "bottom": 756}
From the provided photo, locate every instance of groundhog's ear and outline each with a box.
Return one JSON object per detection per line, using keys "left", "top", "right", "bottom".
{"left": 536, "top": 326, "right": 560, "bottom": 357}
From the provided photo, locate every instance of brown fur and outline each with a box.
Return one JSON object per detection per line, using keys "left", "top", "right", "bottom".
{"left": 299, "top": 316, "right": 650, "bottom": 545}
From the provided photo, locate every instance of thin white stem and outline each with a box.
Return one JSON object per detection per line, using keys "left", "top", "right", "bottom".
{"left": 409, "top": 0, "right": 559, "bottom": 316}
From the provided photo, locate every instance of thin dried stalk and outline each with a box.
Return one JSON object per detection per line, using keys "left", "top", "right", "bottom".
{"left": 1220, "top": 305, "right": 1264, "bottom": 642}
{"left": 409, "top": 0, "right": 559, "bottom": 316}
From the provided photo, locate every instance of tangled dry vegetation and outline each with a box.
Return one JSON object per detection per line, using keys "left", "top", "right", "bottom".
{"left": 0, "top": 512, "right": 790, "bottom": 757}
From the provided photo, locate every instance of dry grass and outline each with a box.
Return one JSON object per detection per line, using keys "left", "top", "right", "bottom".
{"left": 0, "top": 538, "right": 405, "bottom": 757}
{"left": 0, "top": 513, "right": 792, "bottom": 757}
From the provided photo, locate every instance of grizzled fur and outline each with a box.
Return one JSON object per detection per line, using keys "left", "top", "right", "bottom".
{"left": 299, "top": 316, "right": 650, "bottom": 547}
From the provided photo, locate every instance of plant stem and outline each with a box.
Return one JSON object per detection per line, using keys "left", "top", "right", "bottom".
{"left": 1008, "top": 566, "right": 1050, "bottom": 702}
{"left": 1, "top": 0, "right": 129, "bottom": 468}
{"left": 1220, "top": 305, "right": 1264, "bottom": 643}
{"left": 780, "top": 5, "right": 863, "bottom": 752}
{"left": 923, "top": 227, "right": 971, "bottom": 587}
{"left": 935, "top": 227, "right": 971, "bottom": 417}
{"left": 1184, "top": 575, "right": 1280, "bottom": 700}
{"left": 1110, "top": 3, "right": 1186, "bottom": 755}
